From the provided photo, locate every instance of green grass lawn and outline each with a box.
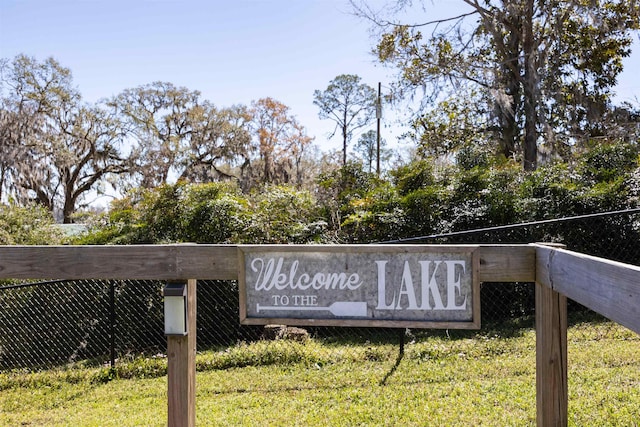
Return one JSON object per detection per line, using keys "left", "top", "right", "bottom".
{"left": 1, "top": 322, "right": 638, "bottom": 426}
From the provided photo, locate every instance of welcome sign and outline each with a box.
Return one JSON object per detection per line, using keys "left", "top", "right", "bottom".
{"left": 238, "top": 245, "right": 480, "bottom": 329}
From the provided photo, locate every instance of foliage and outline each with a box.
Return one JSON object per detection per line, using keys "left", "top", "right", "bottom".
{"left": 248, "top": 97, "right": 314, "bottom": 188}
{"left": 73, "top": 139, "right": 640, "bottom": 253}
{"left": 316, "top": 161, "right": 381, "bottom": 233}
{"left": 77, "top": 182, "right": 244, "bottom": 244}
{"left": 0, "top": 55, "right": 130, "bottom": 223}
{"left": 0, "top": 203, "right": 63, "bottom": 245}
{"left": 74, "top": 138, "right": 640, "bottom": 248}
{"left": 1, "top": 55, "right": 327, "bottom": 223}
{"left": 368, "top": 0, "right": 640, "bottom": 169}
{"left": 391, "top": 159, "right": 436, "bottom": 195}
{"left": 383, "top": 156, "right": 522, "bottom": 238}
{"left": 576, "top": 141, "right": 638, "bottom": 184}
{"left": 77, "top": 181, "right": 326, "bottom": 245}
{"left": 445, "top": 162, "right": 521, "bottom": 232}
{"left": 353, "top": 129, "right": 392, "bottom": 174}
{"left": 313, "top": 74, "right": 377, "bottom": 165}
{"left": 240, "top": 185, "right": 327, "bottom": 244}
{"left": 410, "top": 94, "right": 493, "bottom": 160}
{"left": 4, "top": 47, "right": 639, "bottom": 224}
{"left": 518, "top": 162, "right": 580, "bottom": 219}
{"left": 519, "top": 142, "right": 640, "bottom": 221}
{"left": 341, "top": 181, "right": 404, "bottom": 242}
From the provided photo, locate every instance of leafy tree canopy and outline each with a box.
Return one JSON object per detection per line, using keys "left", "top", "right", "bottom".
{"left": 356, "top": 0, "right": 640, "bottom": 169}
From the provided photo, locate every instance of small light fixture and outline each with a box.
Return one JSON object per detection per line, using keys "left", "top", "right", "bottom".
{"left": 163, "top": 282, "right": 188, "bottom": 336}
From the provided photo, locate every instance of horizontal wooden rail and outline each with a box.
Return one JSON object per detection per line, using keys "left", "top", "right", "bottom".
{"left": 535, "top": 244, "right": 640, "bottom": 335}
{"left": 0, "top": 244, "right": 536, "bottom": 282}
{"left": 0, "top": 244, "right": 237, "bottom": 280}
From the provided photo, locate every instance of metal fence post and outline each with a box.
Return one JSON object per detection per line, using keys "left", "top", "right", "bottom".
{"left": 110, "top": 280, "right": 116, "bottom": 369}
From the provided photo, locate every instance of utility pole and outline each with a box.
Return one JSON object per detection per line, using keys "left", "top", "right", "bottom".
{"left": 376, "top": 82, "right": 381, "bottom": 177}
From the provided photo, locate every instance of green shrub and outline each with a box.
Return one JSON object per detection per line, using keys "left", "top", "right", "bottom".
{"left": 518, "top": 163, "right": 580, "bottom": 220}
{"left": 340, "top": 182, "right": 404, "bottom": 243}
{"left": 242, "top": 185, "right": 326, "bottom": 243}
{"left": 576, "top": 141, "right": 638, "bottom": 184}
{"left": 0, "top": 203, "right": 64, "bottom": 245}
{"left": 78, "top": 182, "right": 245, "bottom": 244}
{"left": 391, "top": 159, "right": 436, "bottom": 196}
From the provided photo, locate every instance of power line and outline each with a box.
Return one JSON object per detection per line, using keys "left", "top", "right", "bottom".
{"left": 377, "top": 208, "right": 640, "bottom": 244}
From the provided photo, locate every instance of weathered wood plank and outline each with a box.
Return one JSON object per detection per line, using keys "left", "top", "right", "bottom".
{"left": 478, "top": 245, "right": 536, "bottom": 282}
{"left": 535, "top": 245, "right": 640, "bottom": 334}
{"left": 0, "top": 244, "right": 534, "bottom": 282}
{"left": 0, "top": 245, "right": 174, "bottom": 279}
{"left": 0, "top": 245, "right": 238, "bottom": 280}
{"left": 175, "top": 244, "right": 237, "bottom": 280}
{"left": 535, "top": 281, "right": 568, "bottom": 427}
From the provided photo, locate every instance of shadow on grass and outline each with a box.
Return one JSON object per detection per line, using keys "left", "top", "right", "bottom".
{"left": 379, "top": 331, "right": 405, "bottom": 386}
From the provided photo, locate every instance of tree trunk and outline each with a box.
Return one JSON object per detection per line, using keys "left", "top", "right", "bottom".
{"left": 63, "top": 188, "right": 76, "bottom": 224}
{"left": 342, "top": 124, "right": 348, "bottom": 166}
{"left": 522, "top": 0, "right": 538, "bottom": 171}
{"left": 342, "top": 108, "right": 348, "bottom": 166}
{"left": 499, "top": 37, "right": 521, "bottom": 161}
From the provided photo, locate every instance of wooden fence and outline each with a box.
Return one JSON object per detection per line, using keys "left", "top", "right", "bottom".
{"left": 0, "top": 243, "right": 637, "bottom": 427}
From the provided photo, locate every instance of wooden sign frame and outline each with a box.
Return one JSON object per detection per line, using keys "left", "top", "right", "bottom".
{"left": 238, "top": 245, "right": 481, "bottom": 329}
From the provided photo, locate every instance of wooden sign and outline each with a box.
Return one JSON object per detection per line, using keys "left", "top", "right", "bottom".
{"left": 238, "top": 245, "right": 480, "bottom": 329}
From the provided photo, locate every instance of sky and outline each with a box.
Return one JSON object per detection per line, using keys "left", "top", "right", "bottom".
{"left": 1, "top": 0, "right": 639, "bottom": 157}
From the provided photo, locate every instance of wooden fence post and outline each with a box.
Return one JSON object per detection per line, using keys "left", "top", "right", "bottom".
{"left": 535, "top": 280, "right": 567, "bottom": 427}
{"left": 167, "top": 279, "right": 197, "bottom": 427}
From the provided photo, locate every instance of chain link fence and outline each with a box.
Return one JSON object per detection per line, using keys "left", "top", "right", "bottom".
{"left": 2, "top": 210, "right": 640, "bottom": 371}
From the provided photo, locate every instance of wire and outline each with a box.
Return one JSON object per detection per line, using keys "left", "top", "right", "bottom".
{"left": 376, "top": 208, "right": 640, "bottom": 244}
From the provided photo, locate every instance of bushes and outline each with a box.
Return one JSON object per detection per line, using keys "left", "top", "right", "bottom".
{"left": 5, "top": 140, "right": 638, "bottom": 247}
{"left": 78, "top": 182, "right": 326, "bottom": 245}
{"left": 76, "top": 141, "right": 640, "bottom": 291}
{"left": 340, "top": 182, "right": 404, "bottom": 243}
{"left": 0, "top": 203, "right": 64, "bottom": 245}
{"left": 577, "top": 142, "right": 638, "bottom": 184}
{"left": 241, "top": 185, "right": 326, "bottom": 243}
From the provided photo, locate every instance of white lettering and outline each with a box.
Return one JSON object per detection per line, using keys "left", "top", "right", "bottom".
{"left": 375, "top": 260, "right": 395, "bottom": 309}
{"left": 252, "top": 257, "right": 277, "bottom": 291}
{"left": 293, "top": 295, "right": 318, "bottom": 306}
{"left": 396, "top": 261, "right": 419, "bottom": 309}
{"left": 444, "top": 260, "right": 467, "bottom": 310}
{"left": 376, "top": 259, "right": 468, "bottom": 311}
{"left": 252, "top": 257, "right": 363, "bottom": 292}
{"left": 419, "top": 260, "right": 445, "bottom": 310}
{"left": 272, "top": 295, "right": 287, "bottom": 305}
{"left": 252, "top": 256, "right": 469, "bottom": 313}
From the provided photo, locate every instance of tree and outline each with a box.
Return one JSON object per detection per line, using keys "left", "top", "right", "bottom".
{"left": 359, "top": 0, "right": 640, "bottom": 169}
{"left": 1, "top": 55, "right": 75, "bottom": 208}
{"left": 109, "top": 82, "right": 200, "bottom": 188}
{"left": 286, "top": 121, "right": 315, "bottom": 188}
{"left": 177, "top": 103, "right": 253, "bottom": 184}
{"left": 0, "top": 55, "right": 130, "bottom": 222}
{"left": 110, "top": 82, "right": 259, "bottom": 190}
{"left": 313, "top": 74, "right": 377, "bottom": 166}
{"left": 408, "top": 92, "right": 495, "bottom": 160}
{"left": 49, "top": 104, "right": 129, "bottom": 223}
{"left": 0, "top": 97, "right": 39, "bottom": 201}
{"left": 249, "top": 97, "right": 314, "bottom": 187}
{"left": 354, "top": 129, "right": 392, "bottom": 173}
